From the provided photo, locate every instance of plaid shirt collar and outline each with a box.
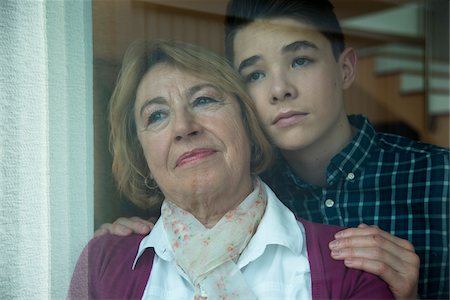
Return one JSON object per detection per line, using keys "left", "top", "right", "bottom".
{"left": 277, "top": 115, "right": 378, "bottom": 188}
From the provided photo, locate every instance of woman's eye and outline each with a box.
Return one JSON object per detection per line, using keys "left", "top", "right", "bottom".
{"left": 245, "top": 71, "right": 265, "bottom": 83}
{"left": 193, "top": 96, "right": 218, "bottom": 107}
{"left": 147, "top": 110, "right": 167, "bottom": 126}
{"left": 292, "top": 57, "right": 312, "bottom": 68}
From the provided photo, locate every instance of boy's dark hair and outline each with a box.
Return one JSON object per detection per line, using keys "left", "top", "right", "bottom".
{"left": 224, "top": 0, "right": 345, "bottom": 63}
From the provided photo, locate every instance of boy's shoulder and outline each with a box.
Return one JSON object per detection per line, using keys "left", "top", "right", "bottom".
{"left": 349, "top": 114, "right": 448, "bottom": 160}
{"left": 376, "top": 132, "right": 449, "bottom": 162}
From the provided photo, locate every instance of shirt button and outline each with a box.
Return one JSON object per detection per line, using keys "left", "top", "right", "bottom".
{"left": 200, "top": 289, "right": 208, "bottom": 298}
{"left": 346, "top": 172, "right": 355, "bottom": 180}
{"left": 325, "top": 199, "right": 335, "bottom": 208}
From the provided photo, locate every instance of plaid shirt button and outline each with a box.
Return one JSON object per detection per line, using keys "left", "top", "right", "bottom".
{"left": 325, "top": 199, "right": 335, "bottom": 208}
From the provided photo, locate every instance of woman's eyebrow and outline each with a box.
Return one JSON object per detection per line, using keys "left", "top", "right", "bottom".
{"left": 282, "top": 40, "right": 318, "bottom": 53}
{"left": 139, "top": 97, "right": 166, "bottom": 117}
{"left": 186, "top": 83, "right": 222, "bottom": 98}
{"left": 138, "top": 84, "right": 222, "bottom": 116}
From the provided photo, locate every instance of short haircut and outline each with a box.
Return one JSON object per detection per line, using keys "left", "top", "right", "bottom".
{"left": 109, "top": 40, "right": 274, "bottom": 209}
{"left": 224, "top": 0, "right": 345, "bottom": 63}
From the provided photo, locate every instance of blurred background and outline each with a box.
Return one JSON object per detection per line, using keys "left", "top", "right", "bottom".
{"left": 92, "top": 0, "right": 449, "bottom": 228}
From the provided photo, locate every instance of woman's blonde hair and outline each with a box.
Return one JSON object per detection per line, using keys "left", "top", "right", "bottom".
{"left": 109, "top": 40, "right": 273, "bottom": 210}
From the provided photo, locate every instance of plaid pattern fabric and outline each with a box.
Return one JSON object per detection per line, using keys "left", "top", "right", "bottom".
{"left": 262, "top": 115, "right": 449, "bottom": 299}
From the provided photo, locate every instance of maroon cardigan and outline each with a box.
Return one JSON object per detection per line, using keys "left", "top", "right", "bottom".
{"left": 69, "top": 219, "right": 394, "bottom": 299}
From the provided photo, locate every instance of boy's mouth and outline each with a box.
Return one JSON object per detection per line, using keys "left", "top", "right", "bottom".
{"left": 272, "top": 111, "right": 308, "bottom": 127}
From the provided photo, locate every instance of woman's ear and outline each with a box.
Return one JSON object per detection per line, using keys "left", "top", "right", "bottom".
{"left": 339, "top": 47, "right": 357, "bottom": 89}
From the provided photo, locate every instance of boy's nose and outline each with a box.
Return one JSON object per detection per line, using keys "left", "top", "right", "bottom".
{"left": 270, "top": 74, "right": 298, "bottom": 103}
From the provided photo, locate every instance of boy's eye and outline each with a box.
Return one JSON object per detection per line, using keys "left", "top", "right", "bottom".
{"left": 292, "top": 57, "right": 311, "bottom": 68}
{"left": 245, "top": 71, "right": 265, "bottom": 83}
{"left": 193, "top": 96, "right": 218, "bottom": 106}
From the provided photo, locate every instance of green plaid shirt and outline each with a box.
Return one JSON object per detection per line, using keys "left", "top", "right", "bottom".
{"left": 263, "top": 115, "right": 449, "bottom": 299}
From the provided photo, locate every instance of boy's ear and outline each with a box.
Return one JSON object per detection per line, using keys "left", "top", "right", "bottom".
{"left": 339, "top": 47, "right": 357, "bottom": 89}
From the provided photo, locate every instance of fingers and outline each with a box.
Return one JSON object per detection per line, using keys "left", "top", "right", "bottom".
{"left": 330, "top": 241, "right": 418, "bottom": 276}
{"left": 343, "top": 255, "right": 418, "bottom": 299}
{"left": 335, "top": 224, "right": 415, "bottom": 251}
{"left": 93, "top": 222, "right": 133, "bottom": 237}
{"left": 114, "top": 216, "right": 154, "bottom": 234}
{"left": 329, "top": 225, "right": 420, "bottom": 299}
{"left": 93, "top": 225, "right": 113, "bottom": 237}
{"left": 330, "top": 224, "right": 419, "bottom": 273}
{"left": 93, "top": 217, "right": 154, "bottom": 237}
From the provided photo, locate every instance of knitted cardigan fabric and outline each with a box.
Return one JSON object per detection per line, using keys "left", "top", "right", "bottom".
{"left": 68, "top": 219, "right": 394, "bottom": 299}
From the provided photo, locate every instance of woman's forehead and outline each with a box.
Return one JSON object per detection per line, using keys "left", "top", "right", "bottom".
{"left": 136, "top": 65, "right": 239, "bottom": 107}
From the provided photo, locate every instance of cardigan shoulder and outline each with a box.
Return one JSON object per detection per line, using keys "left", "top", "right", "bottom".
{"left": 68, "top": 234, "right": 154, "bottom": 300}
{"left": 69, "top": 222, "right": 393, "bottom": 299}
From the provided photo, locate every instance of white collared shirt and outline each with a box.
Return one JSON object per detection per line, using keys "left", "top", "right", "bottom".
{"left": 133, "top": 182, "right": 311, "bottom": 299}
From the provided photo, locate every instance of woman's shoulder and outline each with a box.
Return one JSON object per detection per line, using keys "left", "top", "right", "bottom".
{"left": 88, "top": 233, "right": 146, "bottom": 252}
{"left": 298, "top": 218, "right": 344, "bottom": 240}
{"left": 82, "top": 234, "right": 147, "bottom": 270}
{"left": 69, "top": 233, "right": 154, "bottom": 299}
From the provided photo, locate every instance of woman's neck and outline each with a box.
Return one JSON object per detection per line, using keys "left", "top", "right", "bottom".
{"left": 192, "top": 205, "right": 236, "bottom": 228}
{"left": 170, "top": 176, "right": 254, "bottom": 228}
{"left": 282, "top": 120, "right": 356, "bottom": 187}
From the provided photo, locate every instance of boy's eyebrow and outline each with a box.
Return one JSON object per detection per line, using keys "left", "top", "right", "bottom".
{"left": 282, "top": 40, "right": 318, "bottom": 53}
{"left": 237, "top": 40, "right": 318, "bottom": 74}
{"left": 238, "top": 55, "right": 261, "bottom": 74}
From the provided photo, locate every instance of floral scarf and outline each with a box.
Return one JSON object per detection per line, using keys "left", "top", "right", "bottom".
{"left": 161, "top": 178, "right": 267, "bottom": 299}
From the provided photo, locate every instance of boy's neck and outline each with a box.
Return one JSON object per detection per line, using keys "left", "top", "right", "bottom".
{"left": 281, "top": 119, "right": 356, "bottom": 187}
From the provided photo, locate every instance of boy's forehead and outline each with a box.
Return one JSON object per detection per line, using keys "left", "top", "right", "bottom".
{"left": 245, "top": 17, "right": 317, "bottom": 34}
{"left": 232, "top": 17, "right": 328, "bottom": 62}
{"left": 234, "top": 17, "right": 324, "bottom": 48}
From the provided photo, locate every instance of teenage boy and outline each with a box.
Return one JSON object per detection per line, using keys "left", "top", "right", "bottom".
{"left": 97, "top": 1, "right": 448, "bottom": 299}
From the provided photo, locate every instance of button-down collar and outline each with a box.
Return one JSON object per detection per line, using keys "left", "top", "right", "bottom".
{"left": 274, "top": 115, "right": 378, "bottom": 188}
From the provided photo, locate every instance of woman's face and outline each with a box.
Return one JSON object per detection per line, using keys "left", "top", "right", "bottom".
{"left": 134, "top": 63, "right": 252, "bottom": 207}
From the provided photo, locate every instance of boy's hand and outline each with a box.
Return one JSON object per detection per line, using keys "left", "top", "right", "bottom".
{"left": 94, "top": 216, "right": 154, "bottom": 237}
{"left": 329, "top": 224, "right": 419, "bottom": 300}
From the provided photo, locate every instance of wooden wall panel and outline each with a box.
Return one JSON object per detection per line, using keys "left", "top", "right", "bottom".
{"left": 345, "top": 56, "right": 448, "bottom": 147}
{"left": 93, "top": 0, "right": 224, "bottom": 63}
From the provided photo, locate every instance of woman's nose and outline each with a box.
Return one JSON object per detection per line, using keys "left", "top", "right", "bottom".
{"left": 270, "top": 73, "right": 298, "bottom": 103}
{"left": 173, "top": 109, "right": 202, "bottom": 141}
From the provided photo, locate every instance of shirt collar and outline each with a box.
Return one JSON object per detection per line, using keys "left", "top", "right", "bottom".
{"left": 271, "top": 114, "right": 379, "bottom": 187}
{"left": 133, "top": 179, "right": 304, "bottom": 270}
{"left": 326, "top": 114, "right": 378, "bottom": 185}
{"left": 132, "top": 219, "right": 172, "bottom": 269}
{"left": 237, "top": 181, "right": 303, "bottom": 268}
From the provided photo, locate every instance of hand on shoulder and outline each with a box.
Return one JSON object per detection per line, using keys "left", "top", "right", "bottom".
{"left": 94, "top": 216, "right": 154, "bottom": 237}
{"left": 329, "top": 224, "right": 419, "bottom": 300}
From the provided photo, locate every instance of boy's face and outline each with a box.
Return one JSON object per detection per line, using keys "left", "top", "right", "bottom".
{"left": 233, "top": 17, "right": 355, "bottom": 152}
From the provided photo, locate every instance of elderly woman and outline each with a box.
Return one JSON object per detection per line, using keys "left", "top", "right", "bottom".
{"left": 68, "top": 40, "right": 393, "bottom": 299}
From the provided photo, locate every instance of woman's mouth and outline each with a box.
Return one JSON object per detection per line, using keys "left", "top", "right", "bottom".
{"left": 176, "top": 148, "right": 217, "bottom": 167}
